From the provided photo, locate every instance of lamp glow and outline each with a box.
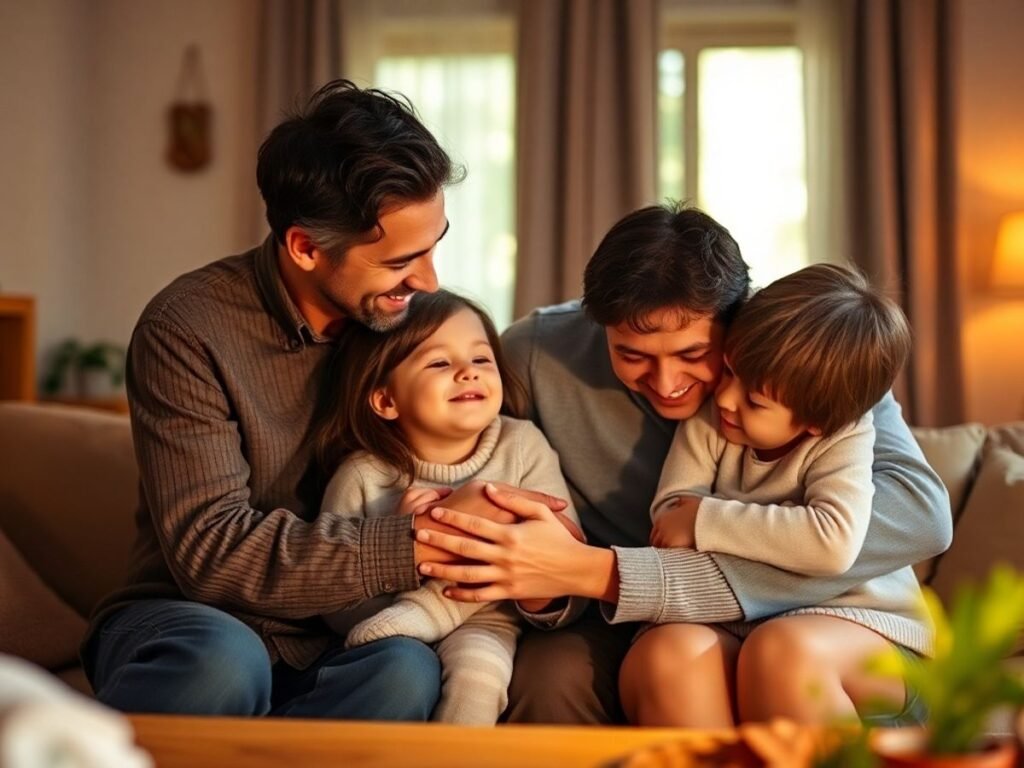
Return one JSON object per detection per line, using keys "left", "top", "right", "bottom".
{"left": 992, "top": 211, "right": 1024, "bottom": 290}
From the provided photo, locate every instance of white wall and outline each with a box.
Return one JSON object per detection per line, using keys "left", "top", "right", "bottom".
{"left": 83, "top": 0, "right": 258, "bottom": 343}
{"left": 0, "top": 0, "right": 91, "bottom": 364}
{"left": 958, "top": 0, "right": 1024, "bottom": 424}
{"left": 0, "top": 0, "right": 258, "bottom": 382}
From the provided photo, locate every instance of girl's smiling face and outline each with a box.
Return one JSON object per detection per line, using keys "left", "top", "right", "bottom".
{"left": 371, "top": 307, "right": 503, "bottom": 461}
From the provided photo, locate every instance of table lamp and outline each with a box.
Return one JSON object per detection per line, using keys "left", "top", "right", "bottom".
{"left": 992, "top": 211, "right": 1024, "bottom": 290}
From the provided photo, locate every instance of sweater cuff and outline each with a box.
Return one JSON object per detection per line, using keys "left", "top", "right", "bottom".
{"left": 603, "top": 546, "right": 742, "bottom": 624}
{"left": 603, "top": 546, "right": 666, "bottom": 623}
{"left": 359, "top": 516, "right": 419, "bottom": 598}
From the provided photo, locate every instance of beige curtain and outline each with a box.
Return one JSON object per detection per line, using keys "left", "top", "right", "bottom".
{"left": 513, "top": 0, "right": 658, "bottom": 317}
{"left": 841, "top": 0, "right": 963, "bottom": 426}
{"left": 249, "top": 0, "right": 345, "bottom": 241}
{"left": 798, "top": 0, "right": 849, "bottom": 268}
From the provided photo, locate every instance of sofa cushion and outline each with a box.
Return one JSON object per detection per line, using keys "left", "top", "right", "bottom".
{"left": 929, "top": 425, "right": 1024, "bottom": 632}
{"left": 0, "top": 528, "right": 87, "bottom": 670}
{"left": 911, "top": 422, "right": 987, "bottom": 517}
{"left": 910, "top": 422, "right": 987, "bottom": 583}
{"left": 0, "top": 403, "right": 137, "bottom": 618}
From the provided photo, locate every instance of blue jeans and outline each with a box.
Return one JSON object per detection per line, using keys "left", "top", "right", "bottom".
{"left": 84, "top": 599, "right": 441, "bottom": 719}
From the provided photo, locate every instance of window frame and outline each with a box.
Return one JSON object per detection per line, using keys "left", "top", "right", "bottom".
{"left": 341, "top": 2, "right": 519, "bottom": 327}
{"left": 343, "top": 2, "right": 515, "bottom": 82}
{"left": 659, "top": 12, "right": 798, "bottom": 205}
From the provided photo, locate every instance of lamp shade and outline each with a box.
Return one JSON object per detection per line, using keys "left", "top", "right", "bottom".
{"left": 992, "top": 212, "right": 1024, "bottom": 290}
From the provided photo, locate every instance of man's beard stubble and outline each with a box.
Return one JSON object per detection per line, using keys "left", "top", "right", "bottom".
{"left": 318, "top": 279, "right": 411, "bottom": 333}
{"left": 362, "top": 305, "right": 409, "bottom": 332}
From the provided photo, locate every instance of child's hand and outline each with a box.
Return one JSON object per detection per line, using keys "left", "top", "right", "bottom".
{"left": 649, "top": 496, "right": 700, "bottom": 548}
{"left": 397, "top": 486, "right": 453, "bottom": 516}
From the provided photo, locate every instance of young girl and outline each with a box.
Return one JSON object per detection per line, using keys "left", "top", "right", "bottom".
{"left": 622, "top": 264, "right": 930, "bottom": 726}
{"left": 313, "top": 289, "right": 585, "bottom": 725}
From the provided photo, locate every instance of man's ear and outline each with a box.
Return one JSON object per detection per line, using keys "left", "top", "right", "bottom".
{"left": 370, "top": 388, "right": 400, "bottom": 421}
{"left": 282, "top": 227, "right": 321, "bottom": 274}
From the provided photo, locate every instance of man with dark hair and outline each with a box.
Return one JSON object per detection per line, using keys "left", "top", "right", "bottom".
{"left": 82, "top": 80, "right": 462, "bottom": 719}
{"left": 416, "top": 203, "right": 951, "bottom": 724}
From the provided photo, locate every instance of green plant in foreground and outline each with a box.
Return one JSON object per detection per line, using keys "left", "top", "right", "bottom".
{"left": 869, "top": 565, "right": 1024, "bottom": 755}
{"left": 814, "top": 727, "right": 877, "bottom": 768}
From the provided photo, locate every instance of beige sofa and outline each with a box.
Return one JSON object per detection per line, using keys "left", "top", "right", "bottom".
{"left": 1, "top": 401, "right": 1022, "bottom": 699}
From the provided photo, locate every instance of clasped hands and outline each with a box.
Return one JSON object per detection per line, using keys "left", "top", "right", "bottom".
{"left": 400, "top": 481, "right": 586, "bottom": 610}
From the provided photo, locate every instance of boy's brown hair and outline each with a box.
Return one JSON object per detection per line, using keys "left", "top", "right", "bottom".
{"left": 312, "top": 289, "right": 525, "bottom": 485}
{"left": 724, "top": 263, "right": 911, "bottom": 435}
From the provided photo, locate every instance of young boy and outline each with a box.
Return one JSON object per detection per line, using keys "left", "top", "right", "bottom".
{"left": 651, "top": 263, "right": 912, "bottom": 578}
{"left": 633, "top": 263, "right": 929, "bottom": 723}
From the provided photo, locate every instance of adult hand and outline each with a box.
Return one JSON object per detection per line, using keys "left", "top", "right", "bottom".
{"left": 416, "top": 483, "right": 613, "bottom": 603}
{"left": 486, "top": 480, "right": 569, "bottom": 515}
{"left": 436, "top": 481, "right": 578, "bottom": 613}
{"left": 411, "top": 481, "right": 517, "bottom": 564}
{"left": 649, "top": 495, "right": 700, "bottom": 548}
{"left": 518, "top": 511, "right": 586, "bottom": 613}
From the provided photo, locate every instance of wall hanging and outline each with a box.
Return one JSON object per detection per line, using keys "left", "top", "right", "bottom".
{"left": 166, "top": 44, "right": 212, "bottom": 172}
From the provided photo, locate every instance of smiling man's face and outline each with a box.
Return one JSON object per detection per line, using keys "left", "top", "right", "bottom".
{"left": 605, "top": 308, "right": 726, "bottom": 420}
{"left": 316, "top": 191, "right": 449, "bottom": 331}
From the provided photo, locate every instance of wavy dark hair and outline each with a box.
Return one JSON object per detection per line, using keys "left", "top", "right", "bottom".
{"left": 257, "top": 79, "right": 465, "bottom": 259}
{"left": 313, "top": 290, "right": 525, "bottom": 486}
{"left": 583, "top": 202, "right": 750, "bottom": 331}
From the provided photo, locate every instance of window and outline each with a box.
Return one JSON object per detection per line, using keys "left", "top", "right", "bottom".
{"left": 345, "top": 2, "right": 517, "bottom": 328}
{"left": 659, "top": 7, "right": 808, "bottom": 289}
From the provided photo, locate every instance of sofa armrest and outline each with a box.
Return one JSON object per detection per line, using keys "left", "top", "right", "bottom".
{"left": 0, "top": 403, "right": 137, "bottom": 617}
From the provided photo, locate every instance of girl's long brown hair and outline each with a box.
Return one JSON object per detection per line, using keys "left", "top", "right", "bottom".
{"left": 312, "top": 290, "right": 525, "bottom": 487}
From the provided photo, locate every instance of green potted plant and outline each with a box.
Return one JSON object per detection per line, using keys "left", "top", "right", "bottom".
{"left": 40, "top": 339, "right": 126, "bottom": 399}
{"left": 867, "top": 565, "right": 1024, "bottom": 767}
{"left": 41, "top": 338, "right": 82, "bottom": 396}
{"left": 75, "top": 341, "right": 126, "bottom": 398}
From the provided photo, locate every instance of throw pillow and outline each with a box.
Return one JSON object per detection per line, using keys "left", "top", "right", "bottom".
{"left": 929, "top": 441, "right": 1024, "bottom": 618}
{"left": 911, "top": 422, "right": 987, "bottom": 517}
{"left": 0, "top": 529, "right": 87, "bottom": 671}
{"left": 0, "top": 403, "right": 137, "bottom": 617}
{"left": 911, "top": 422, "right": 987, "bottom": 583}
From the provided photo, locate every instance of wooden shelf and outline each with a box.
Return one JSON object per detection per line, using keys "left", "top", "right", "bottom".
{"left": 0, "top": 295, "right": 36, "bottom": 401}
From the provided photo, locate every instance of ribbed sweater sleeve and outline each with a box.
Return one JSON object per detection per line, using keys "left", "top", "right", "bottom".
{"left": 128, "top": 319, "right": 418, "bottom": 619}
{"left": 603, "top": 546, "right": 742, "bottom": 624}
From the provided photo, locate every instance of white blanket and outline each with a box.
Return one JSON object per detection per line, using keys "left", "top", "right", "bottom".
{"left": 0, "top": 655, "right": 152, "bottom": 768}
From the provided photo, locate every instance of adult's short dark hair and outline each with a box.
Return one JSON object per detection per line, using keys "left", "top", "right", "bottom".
{"left": 582, "top": 203, "right": 750, "bottom": 332}
{"left": 257, "top": 79, "right": 463, "bottom": 258}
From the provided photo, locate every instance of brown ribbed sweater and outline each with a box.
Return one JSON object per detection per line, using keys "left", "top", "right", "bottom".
{"left": 86, "top": 237, "right": 419, "bottom": 669}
